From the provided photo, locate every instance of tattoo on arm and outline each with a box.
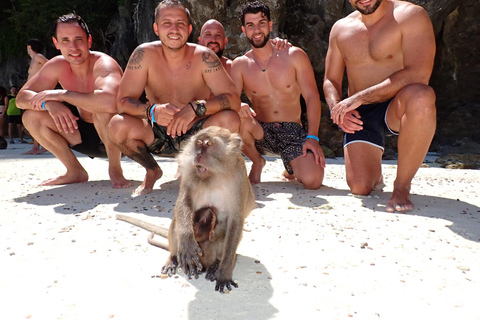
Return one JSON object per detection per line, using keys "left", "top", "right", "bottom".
{"left": 127, "top": 48, "right": 145, "bottom": 70}
{"left": 215, "top": 94, "right": 231, "bottom": 111}
{"left": 202, "top": 51, "right": 222, "bottom": 73}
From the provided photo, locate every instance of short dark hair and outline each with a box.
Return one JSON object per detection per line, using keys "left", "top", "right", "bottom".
{"left": 155, "top": 0, "right": 191, "bottom": 24}
{"left": 240, "top": 1, "right": 271, "bottom": 26}
{"left": 53, "top": 13, "right": 90, "bottom": 39}
{"left": 27, "top": 39, "right": 43, "bottom": 53}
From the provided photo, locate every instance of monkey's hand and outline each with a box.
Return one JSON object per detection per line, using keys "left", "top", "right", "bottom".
{"left": 178, "top": 241, "right": 203, "bottom": 279}
{"left": 161, "top": 256, "right": 179, "bottom": 276}
{"left": 206, "top": 261, "right": 238, "bottom": 293}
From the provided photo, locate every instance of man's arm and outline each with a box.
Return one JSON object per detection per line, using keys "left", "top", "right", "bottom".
{"left": 332, "top": 5, "right": 435, "bottom": 123}
{"left": 230, "top": 56, "right": 255, "bottom": 118}
{"left": 117, "top": 46, "right": 152, "bottom": 117}
{"left": 292, "top": 48, "right": 325, "bottom": 167}
{"left": 27, "top": 56, "right": 122, "bottom": 115}
{"left": 201, "top": 48, "right": 240, "bottom": 113}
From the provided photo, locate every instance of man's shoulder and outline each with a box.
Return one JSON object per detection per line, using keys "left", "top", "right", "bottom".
{"left": 393, "top": 0, "right": 428, "bottom": 19}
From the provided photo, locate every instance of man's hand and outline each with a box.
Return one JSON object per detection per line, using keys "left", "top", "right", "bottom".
{"left": 238, "top": 102, "right": 256, "bottom": 118}
{"left": 166, "top": 103, "right": 195, "bottom": 138}
{"left": 30, "top": 90, "right": 66, "bottom": 110}
{"left": 44, "top": 102, "right": 79, "bottom": 134}
{"left": 271, "top": 37, "right": 292, "bottom": 50}
{"left": 151, "top": 103, "right": 181, "bottom": 128}
{"left": 330, "top": 96, "right": 362, "bottom": 126}
{"left": 337, "top": 110, "right": 363, "bottom": 134}
{"left": 303, "top": 138, "right": 326, "bottom": 168}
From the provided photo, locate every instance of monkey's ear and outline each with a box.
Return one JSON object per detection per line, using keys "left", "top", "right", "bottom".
{"left": 229, "top": 133, "right": 243, "bottom": 153}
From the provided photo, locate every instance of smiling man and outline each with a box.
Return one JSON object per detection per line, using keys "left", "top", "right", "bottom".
{"left": 17, "top": 13, "right": 130, "bottom": 189}
{"left": 109, "top": 0, "right": 240, "bottom": 195}
{"left": 230, "top": 1, "right": 325, "bottom": 189}
{"left": 198, "top": 19, "right": 232, "bottom": 74}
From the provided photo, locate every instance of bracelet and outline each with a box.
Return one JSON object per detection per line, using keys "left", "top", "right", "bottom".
{"left": 189, "top": 102, "right": 195, "bottom": 113}
{"left": 305, "top": 135, "right": 319, "bottom": 142}
{"left": 149, "top": 104, "right": 157, "bottom": 123}
{"left": 41, "top": 101, "right": 47, "bottom": 110}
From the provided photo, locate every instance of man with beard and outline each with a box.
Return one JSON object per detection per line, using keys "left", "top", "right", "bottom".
{"left": 230, "top": 1, "right": 325, "bottom": 189}
{"left": 109, "top": 0, "right": 240, "bottom": 195}
{"left": 323, "top": 0, "right": 436, "bottom": 212}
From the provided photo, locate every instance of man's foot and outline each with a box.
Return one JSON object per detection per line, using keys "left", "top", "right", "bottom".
{"left": 134, "top": 168, "right": 163, "bottom": 195}
{"left": 282, "top": 170, "right": 295, "bottom": 181}
{"left": 9, "top": 140, "right": 14, "bottom": 144}
{"left": 386, "top": 187, "right": 414, "bottom": 213}
{"left": 40, "top": 170, "right": 89, "bottom": 186}
{"left": 110, "top": 172, "right": 132, "bottom": 189}
{"left": 22, "top": 147, "right": 49, "bottom": 155}
{"left": 248, "top": 158, "right": 266, "bottom": 185}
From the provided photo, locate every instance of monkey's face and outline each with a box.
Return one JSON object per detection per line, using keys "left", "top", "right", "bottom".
{"left": 179, "top": 127, "right": 242, "bottom": 180}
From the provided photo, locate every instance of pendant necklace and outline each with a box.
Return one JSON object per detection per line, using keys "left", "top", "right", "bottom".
{"left": 252, "top": 47, "right": 274, "bottom": 72}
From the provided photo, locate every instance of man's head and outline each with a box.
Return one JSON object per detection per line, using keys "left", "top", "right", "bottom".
{"left": 27, "top": 39, "right": 43, "bottom": 54}
{"left": 240, "top": 1, "right": 272, "bottom": 49}
{"left": 52, "top": 13, "right": 92, "bottom": 65}
{"left": 199, "top": 19, "right": 227, "bottom": 58}
{"left": 10, "top": 86, "right": 18, "bottom": 95}
{"left": 349, "top": 0, "right": 383, "bottom": 15}
{"left": 153, "top": 0, "right": 192, "bottom": 51}
{"left": 53, "top": 13, "right": 90, "bottom": 39}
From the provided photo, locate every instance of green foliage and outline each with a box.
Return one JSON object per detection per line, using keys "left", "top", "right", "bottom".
{"left": 0, "top": 0, "right": 120, "bottom": 59}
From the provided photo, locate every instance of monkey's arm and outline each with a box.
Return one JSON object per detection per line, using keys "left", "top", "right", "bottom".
{"left": 173, "top": 188, "right": 204, "bottom": 279}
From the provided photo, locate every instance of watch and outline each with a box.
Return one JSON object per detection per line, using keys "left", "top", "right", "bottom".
{"left": 193, "top": 100, "right": 207, "bottom": 117}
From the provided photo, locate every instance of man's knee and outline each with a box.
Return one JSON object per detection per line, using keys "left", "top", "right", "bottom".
{"left": 299, "top": 173, "right": 323, "bottom": 190}
{"left": 402, "top": 84, "right": 436, "bottom": 112}
{"left": 347, "top": 178, "right": 374, "bottom": 196}
{"left": 21, "top": 110, "right": 37, "bottom": 129}
{"left": 207, "top": 110, "right": 240, "bottom": 133}
{"left": 108, "top": 114, "right": 128, "bottom": 142}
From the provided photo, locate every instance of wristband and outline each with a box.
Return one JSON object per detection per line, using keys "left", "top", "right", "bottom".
{"left": 41, "top": 101, "right": 47, "bottom": 110}
{"left": 306, "top": 135, "right": 319, "bottom": 142}
{"left": 149, "top": 104, "right": 157, "bottom": 123}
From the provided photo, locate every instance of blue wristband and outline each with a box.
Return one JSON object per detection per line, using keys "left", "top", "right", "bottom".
{"left": 306, "top": 135, "right": 319, "bottom": 142}
{"left": 41, "top": 101, "right": 47, "bottom": 110}
{"left": 149, "top": 104, "right": 157, "bottom": 123}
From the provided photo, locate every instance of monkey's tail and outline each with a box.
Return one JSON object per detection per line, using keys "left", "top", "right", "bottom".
{"left": 147, "top": 232, "right": 169, "bottom": 251}
{"left": 116, "top": 214, "right": 169, "bottom": 238}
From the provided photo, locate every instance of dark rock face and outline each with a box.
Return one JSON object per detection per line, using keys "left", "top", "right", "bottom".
{"left": 1, "top": 0, "right": 478, "bottom": 156}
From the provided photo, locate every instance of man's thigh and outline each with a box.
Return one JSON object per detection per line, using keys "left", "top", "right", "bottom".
{"left": 344, "top": 142, "right": 383, "bottom": 187}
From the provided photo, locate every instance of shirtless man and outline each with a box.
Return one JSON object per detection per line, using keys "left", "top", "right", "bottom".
{"left": 17, "top": 13, "right": 130, "bottom": 189}
{"left": 230, "top": 1, "right": 325, "bottom": 189}
{"left": 323, "top": 0, "right": 436, "bottom": 212}
{"left": 109, "top": 0, "right": 240, "bottom": 195}
{"left": 23, "top": 38, "right": 48, "bottom": 155}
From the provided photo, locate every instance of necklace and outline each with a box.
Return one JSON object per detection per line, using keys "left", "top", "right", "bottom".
{"left": 252, "top": 48, "right": 274, "bottom": 72}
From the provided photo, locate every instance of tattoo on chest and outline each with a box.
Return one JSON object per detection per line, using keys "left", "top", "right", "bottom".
{"left": 127, "top": 48, "right": 145, "bottom": 70}
{"left": 202, "top": 51, "right": 222, "bottom": 73}
{"left": 215, "top": 94, "right": 231, "bottom": 111}
{"left": 186, "top": 61, "right": 192, "bottom": 69}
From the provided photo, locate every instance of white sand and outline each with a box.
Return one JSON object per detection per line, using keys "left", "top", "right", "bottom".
{"left": 1, "top": 142, "right": 479, "bottom": 320}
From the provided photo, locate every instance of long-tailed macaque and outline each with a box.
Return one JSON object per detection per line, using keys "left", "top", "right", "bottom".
{"left": 117, "top": 126, "right": 256, "bottom": 293}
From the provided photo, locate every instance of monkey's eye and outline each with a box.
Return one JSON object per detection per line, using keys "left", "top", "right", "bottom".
{"left": 206, "top": 140, "right": 212, "bottom": 146}
{"left": 196, "top": 140, "right": 202, "bottom": 146}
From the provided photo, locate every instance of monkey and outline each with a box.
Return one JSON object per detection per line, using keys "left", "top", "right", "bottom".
{"left": 117, "top": 126, "right": 256, "bottom": 293}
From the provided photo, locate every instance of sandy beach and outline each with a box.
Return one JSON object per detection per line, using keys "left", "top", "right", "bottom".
{"left": 1, "top": 141, "right": 479, "bottom": 320}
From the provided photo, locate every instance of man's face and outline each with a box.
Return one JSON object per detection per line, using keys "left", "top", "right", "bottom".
{"left": 52, "top": 22, "right": 92, "bottom": 65}
{"left": 350, "top": 0, "right": 383, "bottom": 15}
{"left": 10, "top": 87, "right": 18, "bottom": 95}
{"left": 199, "top": 22, "right": 227, "bottom": 58}
{"left": 242, "top": 12, "right": 272, "bottom": 49}
{"left": 154, "top": 7, "right": 192, "bottom": 51}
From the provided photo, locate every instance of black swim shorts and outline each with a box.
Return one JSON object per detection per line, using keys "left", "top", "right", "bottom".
{"left": 146, "top": 116, "right": 210, "bottom": 156}
{"left": 65, "top": 103, "right": 107, "bottom": 158}
{"left": 343, "top": 99, "right": 398, "bottom": 151}
{"left": 255, "top": 121, "right": 308, "bottom": 175}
